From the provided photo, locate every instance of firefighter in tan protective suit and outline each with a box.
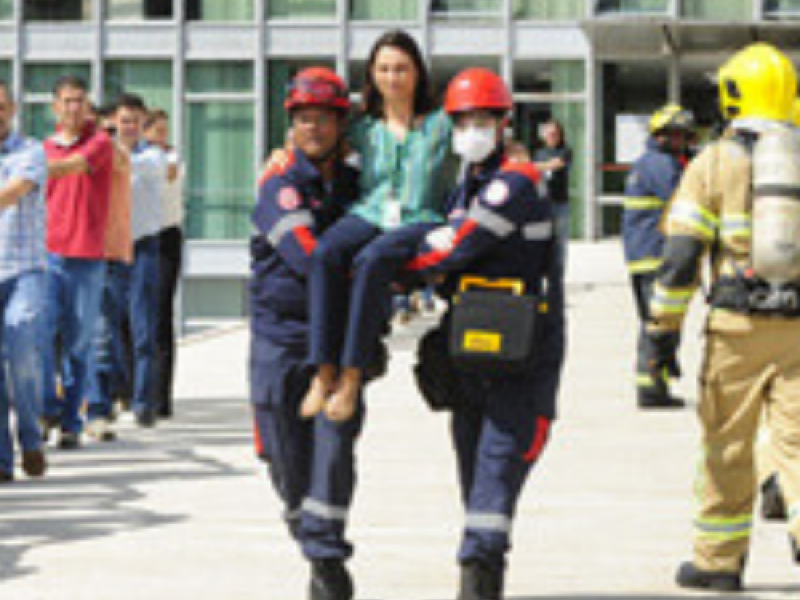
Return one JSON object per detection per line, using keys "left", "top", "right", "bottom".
{"left": 644, "top": 43, "right": 800, "bottom": 592}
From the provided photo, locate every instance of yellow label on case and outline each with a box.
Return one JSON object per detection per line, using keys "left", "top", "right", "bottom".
{"left": 463, "top": 331, "right": 502, "bottom": 354}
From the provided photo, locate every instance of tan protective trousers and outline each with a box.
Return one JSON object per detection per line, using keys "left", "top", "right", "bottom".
{"left": 694, "top": 313, "right": 800, "bottom": 572}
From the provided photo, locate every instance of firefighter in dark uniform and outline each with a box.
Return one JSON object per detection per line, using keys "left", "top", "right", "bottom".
{"left": 249, "top": 67, "right": 362, "bottom": 600}
{"left": 410, "top": 68, "right": 565, "bottom": 600}
{"left": 622, "top": 104, "right": 694, "bottom": 409}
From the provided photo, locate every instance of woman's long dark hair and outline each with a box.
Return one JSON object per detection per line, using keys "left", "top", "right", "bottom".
{"left": 362, "top": 29, "right": 434, "bottom": 119}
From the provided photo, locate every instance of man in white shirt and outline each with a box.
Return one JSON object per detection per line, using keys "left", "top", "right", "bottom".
{"left": 88, "top": 93, "right": 166, "bottom": 431}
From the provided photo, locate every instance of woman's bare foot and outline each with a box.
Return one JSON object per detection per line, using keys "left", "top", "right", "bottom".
{"left": 300, "top": 365, "right": 336, "bottom": 419}
{"left": 325, "top": 368, "right": 362, "bottom": 422}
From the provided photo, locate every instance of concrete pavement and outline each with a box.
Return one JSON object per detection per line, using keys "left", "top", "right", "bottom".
{"left": 1, "top": 242, "right": 799, "bottom": 599}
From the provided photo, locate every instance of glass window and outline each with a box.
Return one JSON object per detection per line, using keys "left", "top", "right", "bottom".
{"left": 350, "top": 0, "right": 417, "bottom": 20}
{"left": 25, "top": 0, "right": 94, "bottom": 21}
{"left": 185, "top": 63, "right": 254, "bottom": 241}
{"left": 431, "top": 0, "right": 502, "bottom": 20}
{"left": 0, "top": 0, "right": 12, "bottom": 20}
{"left": 185, "top": 0, "right": 253, "bottom": 21}
{"left": 595, "top": 0, "right": 670, "bottom": 14}
{"left": 765, "top": 0, "right": 800, "bottom": 19}
{"left": 267, "top": 59, "right": 337, "bottom": 152}
{"left": 267, "top": 0, "right": 336, "bottom": 19}
{"left": 105, "top": 61, "right": 173, "bottom": 115}
{"left": 515, "top": 60, "right": 586, "bottom": 94}
{"left": 514, "top": 0, "right": 584, "bottom": 19}
{"left": 0, "top": 62, "right": 10, "bottom": 84}
{"left": 106, "top": 0, "right": 173, "bottom": 20}
{"left": 24, "top": 63, "right": 92, "bottom": 139}
{"left": 682, "top": 0, "right": 753, "bottom": 19}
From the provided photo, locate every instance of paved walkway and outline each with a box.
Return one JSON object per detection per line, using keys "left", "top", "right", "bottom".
{"left": 1, "top": 243, "right": 798, "bottom": 599}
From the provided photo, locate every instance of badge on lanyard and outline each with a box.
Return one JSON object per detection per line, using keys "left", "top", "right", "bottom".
{"left": 383, "top": 190, "right": 403, "bottom": 229}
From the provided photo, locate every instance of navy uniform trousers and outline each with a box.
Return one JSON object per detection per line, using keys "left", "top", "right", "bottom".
{"left": 309, "top": 214, "right": 436, "bottom": 369}
{"left": 452, "top": 363, "right": 557, "bottom": 569}
{"left": 250, "top": 336, "right": 364, "bottom": 561}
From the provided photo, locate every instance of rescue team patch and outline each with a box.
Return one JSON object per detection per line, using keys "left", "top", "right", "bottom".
{"left": 484, "top": 181, "right": 510, "bottom": 206}
{"left": 278, "top": 187, "right": 302, "bottom": 211}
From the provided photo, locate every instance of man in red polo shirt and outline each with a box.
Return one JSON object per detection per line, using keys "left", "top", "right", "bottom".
{"left": 41, "top": 75, "right": 113, "bottom": 450}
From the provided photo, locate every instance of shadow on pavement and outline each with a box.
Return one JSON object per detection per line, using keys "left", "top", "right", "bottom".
{"left": 424, "top": 593, "right": 800, "bottom": 600}
{"left": 0, "top": 395, "right": 250, "bottom": 583}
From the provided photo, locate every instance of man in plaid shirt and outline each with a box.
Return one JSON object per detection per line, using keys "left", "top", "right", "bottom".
{"left": 0, "top": 81, "right": 49, "bottom": 482}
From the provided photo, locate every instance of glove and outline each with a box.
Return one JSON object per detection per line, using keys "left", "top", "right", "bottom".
{"left": 425, "top": 226, "right": 456, "bottom": 252}
{"left": 645, "top": 329, "right": 682, "bottom": 381}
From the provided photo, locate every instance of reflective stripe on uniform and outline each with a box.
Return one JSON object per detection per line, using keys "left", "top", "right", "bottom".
{"left": 267, "top": 211, "right": 314, "bottom": 247}
{"left": 627, "top": 257, "right": 662, "bottom": 274}
{"left": 721, "top": 213, "right": 752, "bottom": 242}
{"left": 467, "top": 205, "right": 516, "bottom": 238}
{"left": 523, "top": 221, "right": 553, "bottom": 241}
{"left": 668, "top": 200, "right": 719, "bottom": 241}
{"left": 301, "top": 498, "right": 349, "bottom": 522}
{"left": 651, "top": 283, "right": 694, "bottom": 316}
{"left": 694, "top": 515, "right": 752, "bottom": 542}
{"left": 465, "top": 512, "right": 512, "bottom": 533}
{"left": 624, "top": 196, "right": 665, "bottom": 211}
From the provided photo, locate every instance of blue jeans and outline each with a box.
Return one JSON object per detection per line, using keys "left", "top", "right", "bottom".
{"left": 43, "top": 255, "right": 105, "bottom": 434}
{"left": 0, "top": 271, "right": 47, "bottom": 473}
{"left": 88, "top": 237, "right": 160, "bottom": 419}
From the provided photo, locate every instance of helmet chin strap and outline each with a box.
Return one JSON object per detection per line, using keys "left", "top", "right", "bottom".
{"left": 309, "top": 136, "right": 343, "bottom": 171}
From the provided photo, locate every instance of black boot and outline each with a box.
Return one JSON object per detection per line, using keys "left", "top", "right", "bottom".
{"left": 458, "top": 560, "right": 504, "bottom": 600}
{"left": 760, "top": 474, "right": 786, "bottom": 521}
{"left": 309, "top": 560, "right": 353, "bottom": 600}
{"left": 637, "top": 390, "right": 685, "bottom": 410}
{"left": 675, "top": 561, "right": 743, "bottom": 592}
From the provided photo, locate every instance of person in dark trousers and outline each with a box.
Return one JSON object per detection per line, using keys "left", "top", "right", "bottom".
{"left": 250, "top": 67, "right": 364, "bottom": 600}
{"left": 534, "top": 119, "right": 572, "bottom": 279}
{"left": 145, "top": 109, "right": 184, "bottom": 418}
{"left": 410, "top": 68, "right": 565, "bottom": 600}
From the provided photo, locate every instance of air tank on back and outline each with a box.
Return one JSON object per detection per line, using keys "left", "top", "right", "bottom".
{"left": 751, "top": 125, "right": 800, "bottom": 285}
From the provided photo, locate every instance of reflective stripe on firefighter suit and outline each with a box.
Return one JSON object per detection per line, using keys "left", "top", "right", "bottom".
{"left": 649, "top": 129, "right": 800, "bottom": 573}
{"left": 623, "top": 137, "right": 684, "bottom": 401}
{"left": 410, "top": 151, "right": 565, "bottom": 569}
{"left": 250, "top": 149, "right": 364, "bottom": 561}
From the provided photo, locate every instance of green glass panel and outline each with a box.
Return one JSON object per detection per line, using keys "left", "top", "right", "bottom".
{"left": 105, "top": 61, "right": 173, "bottom": 114}
{"left": 350, "top": 0, "right": 417, "bottom": 19}
{"left": 0, "top": 62, "right": 10, "bottom": 84}
{"left": 25, "top": 0, "right": 93, "bottom": 20}
{"left": 187, "top": 63, "right": 253, "bottom": 94}
{"left": 185, "top": 102, "right": 254, "bottom": 240}
{"left": 106, "top": 0, "right": 173, "bottom": 20}
{"left": 186, "top": 0, "right": 253, "bottom": 21}
{"left": 267, "top": 0, "right": 336, "bottom": 19}
{"left": 25, "top": 63, "right": 92, "bottom": 95}
{"left": 183, "top": 279, "right": 247, "bottom": 319}
{"left": 552, "top": 61, "right": 586, "bottom": 94}
{"left": 23, "top": 104, "right": 56, "bottom": 140}
{"left": 766, "top": 0, "right": 800, "bottom": 16}
{"left": 514, "top": 0, "right": 584, "bottom": 19}
{"left": 0, "top": 0, "right": 12, "bottom": 20}
{"left": 266, "top": 59, "right": 336, "bottom": 153}
{"left": 551, "top": 102, "right": 586, "bottom": 238}
{"left": 683, "top": 0, "right": 752, "bottom": 19}
{"left": 596, "top": 0, "right": 669, "bottom": 13}
{"left": 431, "top": 0, "right": 502, "bottom": 14}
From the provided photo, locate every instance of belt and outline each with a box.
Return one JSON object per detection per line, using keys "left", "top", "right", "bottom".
{"left": 711, "top": 276, "right": 800, "bottom": 317}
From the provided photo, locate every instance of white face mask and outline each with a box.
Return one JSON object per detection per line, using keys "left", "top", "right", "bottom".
{"left": 453, "top": 126, "right": 497, "bottom": 164}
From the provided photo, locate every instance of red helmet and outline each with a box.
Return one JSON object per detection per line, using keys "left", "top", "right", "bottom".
{"left": 444, "top": 68, "right": 512, "bottom": 115}
{"left": 285, "top": 67, "right": 350, "bottom": 112}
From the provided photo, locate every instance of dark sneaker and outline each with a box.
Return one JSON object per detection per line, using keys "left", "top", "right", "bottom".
{"left": 22, "top": 449, "right": 47, "bottom": 477}
{"left": 790, "top": 536, "right": 800, "bottom": 565}
{"left": 638, "top": 394, "right": 686, "bottom": 410}
{"left": 58, "top": 431, "right": 81, "bottom": 450}
{"left": 0, "top": 470, "right": 13, "bottom": 483}
{"left": 676, "top": 561, "right": 743, "bottom": 592}
{"left": 86, "top": 418, "right": 117, "bottom": 442}
{"left": 135, "top": 410, "right": 157, "bottom": 428}
{"left": 309, "top": 559, "right": 354, "bottom": 600}
{"left": 458, "top": 560, "right": 504, "bottom": 600}
{"left": 157, "top": 404, "right": 173, "bottom": 419}
{"left": 761, "top": 474, "right": 786, "bottom": 521}
{"left": 40, "top": 415, "right": 61, "bottom": 443}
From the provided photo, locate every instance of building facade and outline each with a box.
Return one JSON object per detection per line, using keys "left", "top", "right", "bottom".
{"left": 3, "top": 0, "right": 799, "bottom": 320}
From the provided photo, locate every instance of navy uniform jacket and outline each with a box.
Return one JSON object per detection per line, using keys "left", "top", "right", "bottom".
{"left": 622, "top": 137, "right": 683, "bottom": 274}
{"left": 408, "top": 151, "right": 565, "bottom": 416}
{"left": 250, "top": 150, "right": 359, "bottom": 348}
